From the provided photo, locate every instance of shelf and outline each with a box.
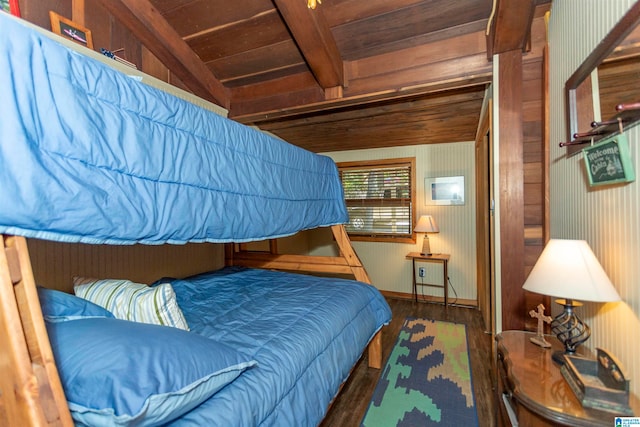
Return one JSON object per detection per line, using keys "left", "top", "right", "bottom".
{"left": 561, "top": 101, "right": 640, "bottom": 147}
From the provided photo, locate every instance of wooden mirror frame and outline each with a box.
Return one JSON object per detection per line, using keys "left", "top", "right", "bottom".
{"left": 564, "top": 2, "right": 640, "bottom": 156}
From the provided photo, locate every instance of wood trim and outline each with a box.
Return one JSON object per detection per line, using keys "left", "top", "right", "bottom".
{"left": 230, "top": 252, "right": 355, "bottom": 274}
{"left": 475, "top": 90, "right": 491, "bottom": 334}
{"left": 0, "top": 235, "right": 73, "bottom": 426}
{"left": 228, "top": 227, "right": 371, "bottom": 283}
{"left": 336, "top": 157, "right": 415, "bottom": 170}
{"left": 542, "top": 36, "right": 550, "bottom": 245}
{"left": 379, "top": 290, "right": 413, "bottom": 300}
{"left": 96, "top": 0, "right": 230, "bottom": 108}
{"left": 367, "top": 330, "right": 382, "bottom": 369}
{"left": 72, "top": 0, "right": 85, "bottom": 26}
{"left": 497, "top": 50, "right": 525, "bottom": 331}
{"left": 564, "top": 1, "right": 640, "bottom": 148}
{"left": 565, "top": 1, "right": 640, "bottom": 93}
{"left": 486, "top": 0, "right": 537, "bottom": 58}
{"left": 379, "top": 290, "right": 478, "bottom": 307}
{"left": 348, "top": 235, "right": 415, "bottom": 244}
{"left": 330, "top": 224, "right": 370, "bottom": 284}
{"left": 273, "top": 0, "right": 344, "bottom": 89}
{"left": 540, "top": 22, "right": 552, "bottom": 323}
{"left": 231, "top": 75, "right": 492, "bottom": 123}
{"left": 337, "top": 157, "right": 417, "bottom": 243}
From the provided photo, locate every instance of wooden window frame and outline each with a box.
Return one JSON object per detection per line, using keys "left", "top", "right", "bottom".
{"left": 337, "top": 158, "right": 416, "bottom": 243}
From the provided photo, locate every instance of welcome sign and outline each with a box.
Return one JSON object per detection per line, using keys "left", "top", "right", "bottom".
{"left": 583, "top": 134, "right": 635, "bottom": 187}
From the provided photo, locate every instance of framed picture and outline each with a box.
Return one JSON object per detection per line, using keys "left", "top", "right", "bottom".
{"left": 583, "top": 133, "right": 635, "bottom": 187}
{"left": 49, "top": 11, "right": 93, "bottom": 49}
{"left": 425, "top": 176, "right": 465, "bottom": 205}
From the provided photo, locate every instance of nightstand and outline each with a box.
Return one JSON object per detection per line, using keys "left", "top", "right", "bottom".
{"left": 496, "top": 330, "right": 638, "bottom": 426}
{"left": 405, "top": 252, "right": 450, "bottom": 305}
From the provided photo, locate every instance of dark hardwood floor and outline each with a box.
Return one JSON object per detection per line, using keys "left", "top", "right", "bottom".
{"left": 321, "top": 297, "right": 496, "bottom": 426}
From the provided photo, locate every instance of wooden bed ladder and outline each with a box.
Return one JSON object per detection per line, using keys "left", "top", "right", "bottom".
{"left": 226, "top": 224, "right": 383, "bottom": 369}
{"left": 0, "top": 234, "right": 73, "bottom": 426}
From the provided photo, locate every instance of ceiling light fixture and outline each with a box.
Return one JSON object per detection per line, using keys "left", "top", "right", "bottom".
{"left": 307, "top": 0, "right": 321, "bottom": 9}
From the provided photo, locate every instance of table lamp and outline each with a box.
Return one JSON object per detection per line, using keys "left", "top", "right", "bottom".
{"left": 414, "top": 215, "right": 439, "bottom": 256}
{"left": 522, "top": 239, "right": 621, "bottom": 364}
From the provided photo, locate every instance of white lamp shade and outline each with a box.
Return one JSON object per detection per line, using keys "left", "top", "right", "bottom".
{"left": 414, "top": 215, "right": 439, "bottom": 233}
{"left": 522, "top": 239, "right": 620, "bottom": 302}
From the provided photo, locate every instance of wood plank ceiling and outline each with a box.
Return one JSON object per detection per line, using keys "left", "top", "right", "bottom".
{"left": 98, "top": 0, "right": 544, "bottom": 152}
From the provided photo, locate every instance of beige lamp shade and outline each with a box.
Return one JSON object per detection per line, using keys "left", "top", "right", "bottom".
{"left": 414, "top": 215, "right": 439, "bottom": 233}
{"left": 522, "top": 239, "right": 620, "bottom": 303}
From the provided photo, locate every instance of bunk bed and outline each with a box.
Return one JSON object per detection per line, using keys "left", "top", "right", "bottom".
{"left": 0, "top": 12, "right": 391, "bottom": 427}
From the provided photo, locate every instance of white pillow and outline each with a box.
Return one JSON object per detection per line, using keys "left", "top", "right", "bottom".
{"left": 73, "top": 277, "right": 189, "bottom": 330}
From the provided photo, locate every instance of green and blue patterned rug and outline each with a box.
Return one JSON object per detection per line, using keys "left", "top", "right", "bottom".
{"left": 361, "top": 318, "right": 478, "bottom": 426}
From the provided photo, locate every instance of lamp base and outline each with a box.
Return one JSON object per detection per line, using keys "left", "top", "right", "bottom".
{"left": 550, "top": 298, "right": 590, "bottom": 365}
{"left": 421, "top": 235, "right": 432, "bottom": 256}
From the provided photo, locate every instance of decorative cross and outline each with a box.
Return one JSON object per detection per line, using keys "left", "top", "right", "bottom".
{"left": 529, "top": 303, "right": 552, "bottom": 348}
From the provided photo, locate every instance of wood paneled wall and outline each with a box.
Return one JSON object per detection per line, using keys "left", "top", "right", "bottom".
{"left": 27, "top": 239, "right": 224, "bottom": 292}
{"left": 496, "top": 5, "right": 549, "bottom": 331}
{"left": 19, "top": 0, "right": 169, "bottom": 84}
{"left": 497, "top": 49, "right": 526, "bottom": 331}
{"left": 521, "top": 15, "right": 549, "bottom": 330}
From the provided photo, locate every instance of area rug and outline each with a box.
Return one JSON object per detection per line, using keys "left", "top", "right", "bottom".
{"left": 361, "top": 318, "right": 478, "bottom": 426}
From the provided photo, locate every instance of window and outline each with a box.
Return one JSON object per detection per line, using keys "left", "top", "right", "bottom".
{"left": 338, "top": 158, "right": 416, "bottom": 243}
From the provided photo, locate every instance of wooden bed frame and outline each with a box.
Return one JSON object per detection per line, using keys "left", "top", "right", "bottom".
{"left": 0, "top": 224, "right": 382, "bottom": 426}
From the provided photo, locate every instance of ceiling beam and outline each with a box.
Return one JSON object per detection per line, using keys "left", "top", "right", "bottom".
{"left": 97, "top": 0, "right": 230, "bottom": 108}
{"left": 272, "top": 0, "right": 344, "bottom": 89}
{"left": 486, "top": 0, "right": 537, "bottom": 58}
{"left": 259, "top": 86, "right": 487, "bottom": 131}
{"left": 231, "top": 74, "right": 491, "bottom": 124}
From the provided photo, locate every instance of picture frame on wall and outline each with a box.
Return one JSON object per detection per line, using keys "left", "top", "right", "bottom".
{"left": 49, "top": 11, "right": 94, "bottom": 49}
{"left": 425, "top": 176, "right": 465, "bottom": 205}
{"left": 583, "top": 133, "right": 635, "bottom": 187}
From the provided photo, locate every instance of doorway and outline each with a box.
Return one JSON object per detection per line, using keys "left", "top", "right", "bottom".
{"left": 475, "top": 93, "right": 495, "bottom": 337}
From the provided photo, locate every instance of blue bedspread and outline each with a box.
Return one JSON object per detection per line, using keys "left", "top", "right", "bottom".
{"left": 166, "top": 267, "right": 392, "bottom": 427}
{"left": 0, "top": 14, "right": 347, "bottom": 244}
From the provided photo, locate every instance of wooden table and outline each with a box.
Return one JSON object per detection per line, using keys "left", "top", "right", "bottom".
{"left": 405, "top": 252, "right": 450, "bottom": 305}
{"left": 496, "top": 330, "right": 638, "bottom": 426}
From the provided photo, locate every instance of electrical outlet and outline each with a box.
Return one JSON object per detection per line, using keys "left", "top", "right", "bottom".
{"left": 418, "top": 267, "right": 425, "bottom": 277}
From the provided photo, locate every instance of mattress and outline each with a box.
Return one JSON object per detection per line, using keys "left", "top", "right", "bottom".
{"left": 0, "top": 13, "right": 347, "bottom": 245}
{"left": 165, "top": 267, "right": 392, "bottom": 427}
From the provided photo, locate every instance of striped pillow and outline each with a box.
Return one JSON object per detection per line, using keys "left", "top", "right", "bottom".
{"left": 73, "top": 277, "right": 189, "bottom": 331}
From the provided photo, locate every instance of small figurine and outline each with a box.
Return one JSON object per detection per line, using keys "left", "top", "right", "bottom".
{"left": 529, "top": 303, "right": 552, "bottom": 348}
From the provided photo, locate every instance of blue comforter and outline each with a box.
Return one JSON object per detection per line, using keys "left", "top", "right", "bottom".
{"left": 166, "top": 267, "right": 391, "bottom": 427}
{"left": 0, "top": 13, "right": 347, "bottom": 245}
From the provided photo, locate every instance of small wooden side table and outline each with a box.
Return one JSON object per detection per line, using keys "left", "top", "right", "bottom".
{"left": 405, "top": 252, "right": 450, "bottom": 306}
{"left": 496, "top": 330, "right": 639, "bottom": 426}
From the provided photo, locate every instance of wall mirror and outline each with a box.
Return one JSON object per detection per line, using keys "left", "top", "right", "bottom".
{"left": 564, "top": 2, "right": 640, "bottom": 155}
